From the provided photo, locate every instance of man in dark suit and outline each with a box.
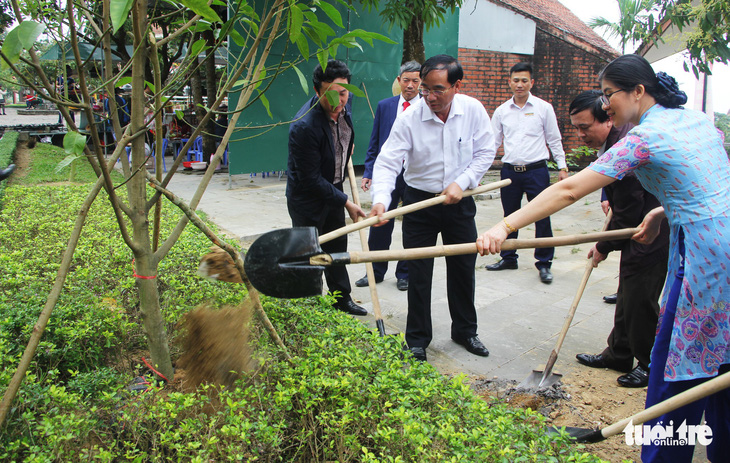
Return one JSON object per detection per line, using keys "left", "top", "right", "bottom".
{"left": 286, "top": 59, "right": 367, "bottom": 316}
{"left": 356, "top": 61, "right": 422, "bottom": 292}
{"left": 568, "top": 90, "right": 669, "bottom": 388}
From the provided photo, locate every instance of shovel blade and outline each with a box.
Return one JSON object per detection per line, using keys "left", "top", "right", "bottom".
{"left": 517, "top": 370, "right": 563, "bottom": 391}
{"left": 244, "top": 227, "right": 325, "bottom": 298}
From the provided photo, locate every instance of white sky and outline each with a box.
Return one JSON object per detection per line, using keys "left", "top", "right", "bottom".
{"left": 558, "top": 0, "right": 730, "bottom": 114}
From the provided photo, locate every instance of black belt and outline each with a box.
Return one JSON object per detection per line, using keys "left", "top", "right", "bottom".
{"left": 502, "top": 160, "right": 547, "bottom": 172}
{"left": 406, "top": 185, "right": 441, "bottom": 198}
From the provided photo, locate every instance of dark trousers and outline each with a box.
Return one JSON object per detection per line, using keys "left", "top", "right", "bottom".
{"left": 499, "top": 166, "right": 553, "bottom": 269}
{"left": 367, "top": 171, "right": 408, "bottom": 281}
{"left": 602, "top": 259, "right": 667, "bottom": 370}
{"left": 402, "top": 186, "right": 477, "bottom": 348}
{"left": 287, "top": 190, "right": 352, "bottom": 303}
{"left": 642, "top": 230, "right": 730, "bottom": 462}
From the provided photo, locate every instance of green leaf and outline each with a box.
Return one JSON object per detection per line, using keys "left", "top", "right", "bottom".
{"left": 55, "top": 154, "right": 81, "bottom": 173}
{"left": 315, "top": 1, "right": 343, "bottom": 28}
{"left": 292, "top": 65, "right": 309, "bottom": 95}
{"left": 324, "top": 89, "right": 338, "bottom": 107}
{"left": 258, "top": 92, "right": 272, "bottom": 118}
{"left": 63, "top": 132, "right": 87, "bottom": 157}
{"left": 17, "top": 21, "right": 46, "bottom": 50}
{"left": 110, "top": 0, "right": 134, "bottom": 33}
{"left": 288, "top": 4, "right": 304, "bottom": 43}
{"left": 295, "top": 34, "right": 310, "bottom": 60}
{"left": 339, "top": 83, "right": 364, "bottom": 98}
{"left": 228, "top": 28, "right": 247, "bottom": 47}
{"left": 190, "top": 39, "right": 207, "bottom": 57}
{"left": 175, "top": 109, "right": 185, "bottom": 120}
{"left": 116, "top": 77, "right": 132, "bottom": 88}
{"left": 1, "top": 21, "right": 46, "bottom": 68}
{"left": 179, "top": 0, "right": 222, "bottom": 23}
{"left": 317, "top": 48, "right": 329, "bottom": 72}
{"left": 1, "top": 28, "right": 22, "bottom": 68}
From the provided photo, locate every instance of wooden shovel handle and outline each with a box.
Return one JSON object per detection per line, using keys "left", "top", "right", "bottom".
{"left": 600, "top": 370, "right": 730, "bottom": 439}
{"left": 543, "top": 211, "right": 614, "bottom": 377}
{"left": 312, "top": 228, "right": 639, "bottom": 265}
{"left": 319, "top": 179, "right": 512, "bottom": 244}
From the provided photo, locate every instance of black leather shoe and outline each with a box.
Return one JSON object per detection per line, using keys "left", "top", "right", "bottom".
{"left": 396, "top": 278, "right": 408, "bottom": 291}
{"left": 617, "top": 365, "right": 649, "bottom": 388}
{"left": 485, "top": 259, "right": 517, "bottom": 271}
{"left": 355, "top": 276, "right": 382, "bottom": 287}
{"left": 603, "top": 293, "right": 618, "bottom": 304}
{"left": 0, "top": 164, "right": 16, "bottom": 181}
{"left": 576, "top": 353, "right": 632, "bottom": 373}
{"left": 409, "top": 346, "right": 427, "bottom": 362}
{"left": 539, "top": 267, "right": 553, "bottom": 284}
{"left": 453, "top": 336, "right": 490, "bottom": 357}
{"left": 334, "top": 299, "right": 367, "bottom": 316}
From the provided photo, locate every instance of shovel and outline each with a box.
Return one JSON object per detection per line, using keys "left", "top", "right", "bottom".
{"left": 518, "top": 212, "right": 614, "bottom": 391}
{"left": 318, "top": 179, "right": 511, "bottom": 244}
{"left": 244, "top": 227, "right": 639, "bottom": 298}
{"left": 550, "top": 369, "right": 730, "bottom": 443}
{"left": 345, "top": 158, "right": 387, "bottom": 335}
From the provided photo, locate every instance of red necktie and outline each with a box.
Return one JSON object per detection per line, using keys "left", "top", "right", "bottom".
{"left": 402, "top": 100, "right": 410, "bottom": 111}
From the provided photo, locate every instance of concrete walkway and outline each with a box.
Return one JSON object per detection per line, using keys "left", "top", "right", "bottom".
{"left": 166, "top": 167, "right": 621, "bottom": 383}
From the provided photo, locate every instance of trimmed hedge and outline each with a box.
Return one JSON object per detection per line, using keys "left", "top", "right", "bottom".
{"left": 0, "top": 131, "right": 19, "bottom": 204}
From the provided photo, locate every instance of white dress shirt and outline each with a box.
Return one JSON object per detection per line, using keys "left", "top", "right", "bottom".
{"left": 371, "top": 94, "right": 496, "bottom": 209}
{"left": 492, "top": 93, "right": 566, "bottom": 169}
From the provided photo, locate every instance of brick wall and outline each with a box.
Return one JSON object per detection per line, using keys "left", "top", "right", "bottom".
{"left": 459, "top": 27, "right": 617, "bottom": 166}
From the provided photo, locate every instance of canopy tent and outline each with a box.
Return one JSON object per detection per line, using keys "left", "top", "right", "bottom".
{"left": 40, "top": 42, "right": 135, "bottom": 62}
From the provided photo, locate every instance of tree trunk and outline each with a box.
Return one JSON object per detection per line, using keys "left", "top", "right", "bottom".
{"left": 402, "top": 15, "right": 425, "bottom": 64}
{"left": 128, "top": 0, "right": 174, "bottom": 380}
{"left": 202, "top": 29, "right": 217, "bottom": 161}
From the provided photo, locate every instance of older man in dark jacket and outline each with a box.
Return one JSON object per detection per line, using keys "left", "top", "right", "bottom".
{"left": 286, "top": 59, "right": 367, "bottom": 315}
{"left": 568, "top": 90, "right": 670, "bottom": 388}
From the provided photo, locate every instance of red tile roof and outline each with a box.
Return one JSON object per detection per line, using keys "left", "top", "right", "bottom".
{"left": 490, "top": 0, "right": 618, "bottom": 54}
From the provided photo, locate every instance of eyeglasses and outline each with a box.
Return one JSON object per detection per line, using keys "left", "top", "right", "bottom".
{"left": 419, "top": 85, "right": 454, "bottom": 97}
{"left": 600, "top": 89, "right": 624, "bottom": 106}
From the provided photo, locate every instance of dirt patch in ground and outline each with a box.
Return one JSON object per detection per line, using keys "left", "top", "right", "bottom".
{"left": 11, "top": 141, "right": 31, "bottom": 177}
{"left": 470, "top": 367, "right": 645, "bottom": 462}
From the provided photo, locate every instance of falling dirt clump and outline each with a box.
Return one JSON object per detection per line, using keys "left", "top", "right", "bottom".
{"left": 177, "top": 300, "right": 254, "bottom": 390}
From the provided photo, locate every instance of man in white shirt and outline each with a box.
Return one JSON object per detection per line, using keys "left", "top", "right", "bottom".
{"left": 357, "top": 61, "right": 422, "bottom": 292}
{"left": 369, "top": 54, "right": 496, "bottom": 361}
{"left": 487, "top": 62, "right": 568, "bottom": 284}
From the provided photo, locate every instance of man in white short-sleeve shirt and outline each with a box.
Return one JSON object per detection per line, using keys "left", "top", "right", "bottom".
{"left": 487, "top": 62, "right": 567, "bottom": 284}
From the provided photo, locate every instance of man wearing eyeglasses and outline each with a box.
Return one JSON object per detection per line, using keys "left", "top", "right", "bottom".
{"left": 369, "top": 54, "right": 496, "bottom": 362}
{"left": 356, "top": 61, "right": 422, "bottom": 292}
{"left": 569, "top": 90, "right": 668, "bottom": 388}
{"left": 487, "top": 62, "right": 567, "bottom": 284}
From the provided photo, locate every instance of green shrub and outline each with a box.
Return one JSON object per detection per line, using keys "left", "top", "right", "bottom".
{"left": 0, "top": 131, "right": 19, "bottom": 204}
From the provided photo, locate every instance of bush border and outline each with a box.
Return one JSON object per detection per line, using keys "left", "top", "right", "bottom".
{"left": 0, "top": 131, "right": 20, "bottom": 204}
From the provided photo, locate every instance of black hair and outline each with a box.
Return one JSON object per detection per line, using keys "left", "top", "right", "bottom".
{"left": 421, "top": 54, "right": 463, "bottom": 85}
{"left": 312, "top": 59, "right": 351, "bottom": 92}
{"left": 569, "top": 90, "right": 609, "bottom": 123}
{"left": 400, "top": 60, "right": 421, "bottom": 76}
{"left": 599, "top": 54, "right": 687, "bottom": 108}
{"left": 510, "top": 62, "right": 533, "bottom": 78}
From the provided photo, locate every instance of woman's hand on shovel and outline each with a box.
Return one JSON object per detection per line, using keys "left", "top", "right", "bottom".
{"left": 368, "top": 203, "right": 390, "bottom": 228}
{"left": 476, "top": 222, "right": 510, "bottom": 255}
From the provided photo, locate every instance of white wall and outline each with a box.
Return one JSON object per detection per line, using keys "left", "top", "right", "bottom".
{"left": 458, "top": 0, "right": 536, "bottom": 55}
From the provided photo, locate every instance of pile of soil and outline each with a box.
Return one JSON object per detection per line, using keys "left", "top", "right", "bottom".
{"left": 470, "top": 367, "right": 645, "bottom": 462}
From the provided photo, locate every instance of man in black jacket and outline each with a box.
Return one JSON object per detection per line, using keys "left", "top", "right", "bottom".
{"left": 286, "top": 60, "right": 367, "bottom": 316}
{"left": 568, "top": 90, "right": 670, "bottom": 387}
